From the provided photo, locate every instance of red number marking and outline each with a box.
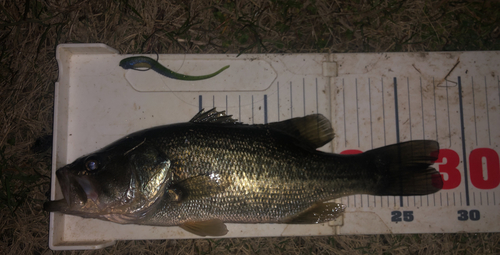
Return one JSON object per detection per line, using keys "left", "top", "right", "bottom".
{"left": 435, "top": 149, "right": 461, "bottom": 190}
{"left": 469, "top": 148, "right": 500, "bottom": 189}
{"left": 340, "top": 149, "right": 363, "bottom": 155}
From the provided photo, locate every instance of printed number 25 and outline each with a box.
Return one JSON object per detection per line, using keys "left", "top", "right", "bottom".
{"left": 391, "top": 211, "right": 414, "bottom": 222}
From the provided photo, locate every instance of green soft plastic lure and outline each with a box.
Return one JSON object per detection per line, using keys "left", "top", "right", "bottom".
{"left": 119, "top": 56, "right": 229, "bottom": 81}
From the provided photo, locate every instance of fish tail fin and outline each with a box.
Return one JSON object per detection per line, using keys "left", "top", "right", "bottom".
{"left": 365, "top": 140, "right": 443, "bottom": 196}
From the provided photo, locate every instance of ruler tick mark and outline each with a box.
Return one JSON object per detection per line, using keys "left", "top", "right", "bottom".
{"left": 343, "top": 79, "right": 346, "bottom": 147}
{"left": 472, "top": 77, "right": 478, "bottom": 146}
{"left": 394, "top": 77, "right": 401, "bottom": 143}
{"left": 382, "top": 78, "right": 387, "bottom": 145}
{"left": 199, "top": 95, "right": 202, "bottom": 112}
{"left": 264, "top": 95, "right": 268, "bottom": 124}
{"left": 251, "top": 95, "right": 254, "bottom": 124}
{"left": 433, "top": 77, "right": 438, "bottom": 141}
{"left": 458, "top": 77, "right": 470, "bottom": 206}
{"left": 394, "top": 77, "right": 403, "bottom": 207}
{"left": 420, "top": 77, "right": 425, "bottom": 139}
{"left": 369, "top": 78, "right": 373, "bottom": 149}
{"left": 277, "top": 82, "right": 280, "bottom": 121}
{"left": 485, "top": 76, "right": 491, "bottom": 145}
{"left": 446, "top": 80, "right": 451, "bottom": 148}
{"left": 356, "top": 78, "right": 360, "bottom": 148}
{"left": 407, "top": 77, "right": 412, "bottom": 140}
{"left": 290, "top": 82, "right": 293, "bottom": 118}
{"left": 315, "top": 78, "right": 319, "bottom": 114}
{"left": 303, "top": 78, "right": 306, "bottom": 116}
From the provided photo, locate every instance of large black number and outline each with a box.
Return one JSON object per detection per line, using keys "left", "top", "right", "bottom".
{"left": 457, "top": 210, "right": 468, "bottom": 221}
{"left": 457, "top": 210, "right": 480, "bottom": 221}
{"left": 391, "top": 211, "right": 402, "bottom": 222}
{"left": 469, "top": 210, "right": 480, "bottom": 221}
{"left": 391, "top": 211, "right": 413, "bottom": 222}
{"left": 403, "top": 211, "right": 414, "bottom": 222}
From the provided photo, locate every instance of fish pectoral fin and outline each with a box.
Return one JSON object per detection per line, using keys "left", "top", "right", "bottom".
{"left": 172, "top": 174, "right": 228, "bottom": 200}
{"left": 267, "top": 114, "right": 334, "bottom": 149}
{"left": 284, "top": 202, "right": 345, "bottom": 224}
{"left": 180, "top": 219, "right": 228, "bottom": 236}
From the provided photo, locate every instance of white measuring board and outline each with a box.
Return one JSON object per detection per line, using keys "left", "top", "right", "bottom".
{"left": 50, "top": 44, "right": 499, "bottom": 250}
{"left": 330, "top": 52, "right": 500, "bottom": 234}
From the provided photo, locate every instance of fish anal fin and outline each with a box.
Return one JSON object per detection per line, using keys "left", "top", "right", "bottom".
{"left": 173, "top": 173, "right": 228, "bottom": 200}
{"left": 268, "top": 114, "right": 334, "bottom": 149}
{"left": 284, "top": 202, "right": 345, "bottom": 224}
{"left": 180, "top": 219, "right": 228, "bottom": 236}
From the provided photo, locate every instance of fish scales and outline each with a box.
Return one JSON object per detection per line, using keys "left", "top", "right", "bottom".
{"left": 147, "top": 123, "right": 365, "bottom": 225}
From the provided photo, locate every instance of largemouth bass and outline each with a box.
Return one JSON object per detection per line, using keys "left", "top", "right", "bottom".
{"left": 45, "top": 109, "right": 443, "bottom": 236}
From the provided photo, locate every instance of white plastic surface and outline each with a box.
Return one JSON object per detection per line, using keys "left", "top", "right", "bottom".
{"left": 330, "top": 52, "right": 500, "bottom": 234}
{"left": 50, "top": 44, "right": 500, "bottom": 250}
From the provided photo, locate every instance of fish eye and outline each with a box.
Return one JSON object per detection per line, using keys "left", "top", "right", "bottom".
{"left": 85, "top": 157, "right": 100, "bottom": 172}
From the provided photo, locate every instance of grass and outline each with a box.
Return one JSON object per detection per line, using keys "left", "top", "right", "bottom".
{"left": 0, "top": 145, "right": 37, "bottom": 213}
{"left": 0, "top": 0, "right": 499, "bottom": 254}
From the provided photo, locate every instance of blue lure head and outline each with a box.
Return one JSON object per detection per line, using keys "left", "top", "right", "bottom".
{"left": 119, "top": 57, "right": 154, "bottom": 70}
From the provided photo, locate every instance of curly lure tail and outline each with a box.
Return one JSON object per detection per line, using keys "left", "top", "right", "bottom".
{"left": 119, "top": 56, "right": 229, "bottom": 81}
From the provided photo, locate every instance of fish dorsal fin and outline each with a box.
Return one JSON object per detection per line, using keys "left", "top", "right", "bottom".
{"left": 284, "top": 202, "right": 345, "bottom": 224}
{"left": 268, "top": 114, "right": 334, "bottom": 149}
{"left": 180, "top": 219, "right": 228, "bottom": 236}
{"left": 171, "top": 173, "right": 228, "bottom": 201}
{"left": 190, "top": 108, "right": 239, "bottom": 124}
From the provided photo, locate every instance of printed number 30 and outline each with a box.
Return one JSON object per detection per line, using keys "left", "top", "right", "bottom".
{"left": 457, "top": 210, "right": 480, "bottom": 221}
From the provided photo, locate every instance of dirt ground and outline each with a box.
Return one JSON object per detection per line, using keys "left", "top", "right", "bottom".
{"left": 1, "top": 0, "right": 499, "bottom": 254}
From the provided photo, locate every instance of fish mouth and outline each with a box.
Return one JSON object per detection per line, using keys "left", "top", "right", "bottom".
{"left": 44, "top": 167, "right": 92, "bottom": 212}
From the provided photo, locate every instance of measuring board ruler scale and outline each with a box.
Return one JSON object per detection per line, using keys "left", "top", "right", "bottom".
{"left": 330, "top": 52, "right": 500, "bottom": 234}
{"left": 194, "top": 52, "right": 500, "bottom": 234}
{"left": 51, "top": 46, "right": 499, "bottom": 249}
